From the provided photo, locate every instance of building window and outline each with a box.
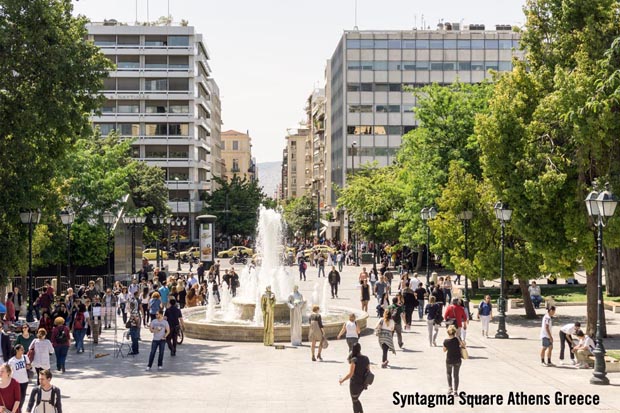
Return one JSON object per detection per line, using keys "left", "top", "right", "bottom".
{"left": 117, "top": 55, "right": 140, "bottom": 69}
{"left": 168, "top": 124, "right": 189, "bottom": 136}
{"left": 232, "top": 159, "right": 240, "bottom": 172}
{"left": 146, "top": 101, "right": 167, "bottom": 113}
{"left": 232, "top": 140, "right": 239, "bottom": 150}
{"left": 145, "top": 78, "right": 168, "bottom": 91}
{"left": 169, "top": 101, "right": 190, "bottom": 113}
{"left": 118, "top": 123, "right": 140, "bottom": 136}
{"left": 118, "top": 101, "right": 139, "bottom": 113}
{"left": 117, "top": 78, "right": 139, "bottom": 91}
{"left": 348, "top": 105, "right": 372, "bottom": 113}
{"left": 145, "top": 56, "right": 167, "bottom": 70}
{"left": 96, "top": 123, "right": 115, "bottom": 136}
{"left": 145, "top": 146, "right": 167, "bottom": 158}
{"left": 168, "top": 36, "right": 190, "bottom": 46}
{"left": 145, "top": 124, "right": 167, "bottom": 136}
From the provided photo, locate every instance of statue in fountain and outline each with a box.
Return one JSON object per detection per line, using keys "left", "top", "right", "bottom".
{"left": 287, "top": 286, "right": 305, "bottom": 346}
{"left": 261, "top": 286, "right": 276, "bottom": 346}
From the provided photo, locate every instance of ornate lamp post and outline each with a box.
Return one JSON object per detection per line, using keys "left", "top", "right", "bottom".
{"left": 151, "top": 215, "right": 170, "bottom": 268}
{"left": 122, "top": 214, "right": 146, "bottom": 275}
{"left": 313, "top": 190, "right": 321, "bottom": 242}
{"left": 494, "top": 201, "right": 512, "bottom": 339}
{"left": 59, "top": 208, "right": 75, "bottom": 292}
{"left": 20, "top": 209, "right": 41, "bottom": 322}
{"left": 102, "top": 211, "right": 115, "bottom": 280}
{"left": 365, "top": 213, "right": 379, "bottom": 275}
{"left": 585, "top": 184, "right": 617, "bottom": 386}
{"left": 171, "top": 216, "right": 187, "bottom": 271}
{"left": 420, "top": 206, "right": 437, "bottom": 286}
{"left": 458, "top": 210, "right": 473, "bottom": 319}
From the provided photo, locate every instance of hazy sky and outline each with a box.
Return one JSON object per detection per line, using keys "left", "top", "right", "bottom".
{"left": 73, "top": 0, "right": 526, "bottom": 163}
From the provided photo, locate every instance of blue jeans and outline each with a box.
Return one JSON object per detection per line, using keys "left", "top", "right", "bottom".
{"left": 443, "top": 289, "right": 452, "bottom": 305}
{"left": 148, "top": 339, "right": 166, "bottom": 368}
{"left": 55, "top": 345, "right": 69, "bottom": 370}
{"left": 318, "top": 266, "right": 325, "bottom": 277}
{"left": 130, "top": 327, "right": 140, "bottom": 354}
{"left": 74, "top": 328, "right": 86, "bottom": 352}
{"left": 417, "top": 300, "right": 425, "bottom": 320}
{"left": 531, "top": 295, "right": 543, "bottom": 308}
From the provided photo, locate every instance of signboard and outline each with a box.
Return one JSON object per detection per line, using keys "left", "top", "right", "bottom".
{"left": 200, "top": 223, "right": 213, "bottom": 262}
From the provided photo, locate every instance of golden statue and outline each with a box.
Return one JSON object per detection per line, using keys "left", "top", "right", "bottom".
{"left": 261, "top": 286, "right": 276, "bottom": 346}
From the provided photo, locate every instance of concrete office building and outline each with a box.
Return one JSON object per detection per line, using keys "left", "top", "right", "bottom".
{"left": 221, "top": 130, "right": 256, "bottom": 182}
{"left": 328, "top": 25, "right": 522, "bottom": 204}
{"left": 282, "top": 128, "right": 310, "bottom": 199}
{"left": 87, "top": 22, "right": 221, "bottom": 245}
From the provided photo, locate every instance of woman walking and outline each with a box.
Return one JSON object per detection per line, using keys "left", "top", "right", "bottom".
{"left": 72, "top": 304, "right": 87, "bottom": 354}
{"left": 477, "top": 295, "right": 493, "bottom": 338}
{"left": 402, "top": 281, "right": 417, "bottom": 330}
{"left": 308, "top": 305, "right": 325, "bottom": 361}
{"left": 424, "top": 296, "right": 442, "bottom": 347}
{"left": 375, "top": 309, "right": 395, "bottom": 368}
{"left": 148, "top": 292, "right": 162, "bottom": 322}
{"left": 9, "top": 344, "right": 31, "bottom": 412}
{"left": 443, "top": 325, "right": 465, "bottom": 395}
{"left": 28, "top": 329, "right": 54, "bottom": 385}
{"left": 50, "top": 318, "right": 70, "bottom": 373}
{"left": 140, "top": 287, "right": 150, "bottom": 326}
{"left": 339, "top": 343, "right": 371, "bottom": 413}
{"left": 360, "top": 279, "right": 370, "bottom": 313}
{"left": 15, "top": 326, "right": 35, "bottom": 357}
{"left": 337, "top": 314, "right": 361, "bottom": 356}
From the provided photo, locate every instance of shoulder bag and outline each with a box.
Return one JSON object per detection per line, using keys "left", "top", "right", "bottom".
{"left": 363, "top": 369, "right": 374, "bottom": 387}
{"left": 461, "top": 346, "right": 469, "bottom": 359}
{"left": 320, "top": 335, "right": 329, "bottom": 349}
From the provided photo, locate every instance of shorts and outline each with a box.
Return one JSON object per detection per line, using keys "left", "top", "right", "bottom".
{"left": 542, "top": 337, "right": 552, "bottom": 348}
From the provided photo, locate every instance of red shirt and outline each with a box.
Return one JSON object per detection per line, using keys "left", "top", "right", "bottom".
{"left": 444, "top": 304, "right": 467, "bottom": 328}
{"left": 0, "top": 379, "right": 21, "bottom": 411}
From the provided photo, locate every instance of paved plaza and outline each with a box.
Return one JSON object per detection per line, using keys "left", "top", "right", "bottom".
{"left": 52, "top": 263, "right": 619, "bottom": 412}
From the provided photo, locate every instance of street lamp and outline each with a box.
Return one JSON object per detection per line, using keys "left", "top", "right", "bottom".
{"left": 585, "top": 184, "right": 617, "bottom": 386}
{"left": 458, "top": 210, "right": 473, "bottom": 319}
{"left": 171, "top": 216, "right": 187, "bottom": 271}
{"left": 365, "top": 212, "right": 380, "bottom": 275}
{"left": 349, "top": 214, "right": 358, "bottom": 266}
{"left": 59, "top": 208, "right": 75, "bottom": 293}
{"left": 494, "top": 201, "right": 512, "bottom": 339}
{"left": 102, "top": 211, "right": 115, "bottom": 280}
{"left": 313, "top": 190, "right": 321, "bottom": 242}
{"left": 20, "top": 209, "right": 41, "bottom": 322}
{"left": 351, "top": 141, "right": 358, "bottom": 266}
{"left": 122, "top": 214, "right": 146, "bottom": 275}
{"left": 151, "top": 215, "right": 170, "bottom": 268}
{"left": 420, "top": 206, "right": 437, "bottom": 286}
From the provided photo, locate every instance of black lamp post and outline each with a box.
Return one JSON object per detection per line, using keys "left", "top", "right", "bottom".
{"left": 171, "top": 217, "right": 187, "bottom": 271}
{"left": 420, "top": 206, "right": 437, "bottom": 286}
{"left": 20, "top": 209, "right": 41, "bottom": 322}
{"left": 585, "top": 184, "right": 617, "bottom": 386}
{"left": 494, "top": 201, "right": 512, "bottom": 339}
{"left": 151, "top": 215, "right": 170, "bottom": 268}
{"left": 102, "top": 211, "right": 115, "bottom": 280}
{"left": 351, "top": 142, "right": 358, "bottom": 265}
{"left": 122, "top": 214, "right": 146, "bottom": 275}
{"left": 365, "top": 212, "right": 380, "bottom": 275}
{"left": 349, "top": 214, "right": 358, "bottom": 266}
{"left": 313, "top": 190, "right": 321, "bottom": 242}
{"left": 59, "top": 209, "right": 75, "bottom": 292}
{"left": 458, "top": 210, "right": 473, "bottom": 319}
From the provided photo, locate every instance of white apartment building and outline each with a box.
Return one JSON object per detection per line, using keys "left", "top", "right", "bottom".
{"left": 87, "top": 22, "right": 221, "bottom": 245}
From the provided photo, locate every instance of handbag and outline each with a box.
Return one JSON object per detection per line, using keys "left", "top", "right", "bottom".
{"left": 321, "top": 336, "right": 329, "bottom": 349}
{"left": 27, "top": 347, "right": 35, "bottom": 364}
{"left": 363, "top": 370, "right": 375, "bottom": 387}
{"left": 374, "top": 319, "right": 383, "bottom": 336}
{"left": 461, "top": 347, "right": 469, "bottom": 360}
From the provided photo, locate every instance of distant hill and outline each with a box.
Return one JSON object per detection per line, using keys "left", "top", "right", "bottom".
{"left": 257, "top": 161, "right": 281, "bottom": 198}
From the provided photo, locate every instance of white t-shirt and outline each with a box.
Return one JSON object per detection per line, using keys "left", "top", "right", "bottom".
{"left": 560, "top": 323, "right": 578, "bottom": 335}
{"left": 578, "top": 336, "right": 595, "bottom": 352}
{"left": 345, "top": 321, "right": 358, "bottom": 338}
{"left": 29, "top": 339, "right": 55, "bottom": 369}
{"left": 8, "top": 355, "right": 30, "bottom": 384}
{"left": 540, "top": 314, "right": 553, "bottom": 339}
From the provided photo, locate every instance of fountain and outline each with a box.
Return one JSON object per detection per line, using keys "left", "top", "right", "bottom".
{"left": 183, "top": 206, "right": 368, "bottom": 342}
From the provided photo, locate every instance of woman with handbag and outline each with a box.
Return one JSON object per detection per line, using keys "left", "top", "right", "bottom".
{"left": 308, "top": 305, "right": 325, "bottom": 361}
{"left": 28, "top": 330, "right": 54, "bottom": 386}
{"left": 71, "top": 305, "right": 87, "bottom": 354}
{"left": 424, "top": 296, "right": 442, "bottom": 347}
{"left": 0, "top": 363, "right": 21, "bottom": 413}
{"left": 443, "top": 325, "right": 465, "bottom": 395}
{"left": 14, "top": 328, "right": 34, "bottom": 359}
{"left": 8, "top": 344, "right": 31, "bottom": 412}
{"left": 375, "top": 309, "right": 396, "bottom": 368}
{"left": 339, "top": 343, "right": 371, "bottom": 413}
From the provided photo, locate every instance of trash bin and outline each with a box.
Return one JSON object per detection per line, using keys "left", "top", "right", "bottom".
{"left": 361, "top": 253, "right": 374, "bottom": 264}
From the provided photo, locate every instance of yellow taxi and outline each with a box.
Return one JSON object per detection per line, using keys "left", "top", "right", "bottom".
{"left": 217, "top": 246, "right": 254, "bottom": 258}
{"left": 142, "top": 248, "right": 169, "bottom": 260}
{"left": 303, "top": 245, "right": 336, "bottom": 258}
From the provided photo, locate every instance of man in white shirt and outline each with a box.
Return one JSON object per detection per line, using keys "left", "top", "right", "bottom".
{"left": 559, "top": 321, "right": 581, "bottom": 364}
{"left": 539, "top": 306, "right": 556, "bottom": 366}
{"left": 528, "top": 281, "right": 543, "bottom": 309}
{"left": 572, "top": 330, "right": 595, "bottom": 369}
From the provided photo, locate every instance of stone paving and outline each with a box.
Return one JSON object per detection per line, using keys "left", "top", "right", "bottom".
{"left": 47, "top": 263, "right": 619, "bottom": 413}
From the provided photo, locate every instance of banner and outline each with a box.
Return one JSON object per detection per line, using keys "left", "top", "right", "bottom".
{"left": 200, "top": 223, "right": 213, "bottom": 262}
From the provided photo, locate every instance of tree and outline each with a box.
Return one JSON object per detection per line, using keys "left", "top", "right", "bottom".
{"left": 0, "top": 0, "right": 112, "bottom": 279}
{"left": 203, "top": 176, "right": 265, "bottom": 240}
{"left": 283, "top": 196, "right": 317, "bottom": 241}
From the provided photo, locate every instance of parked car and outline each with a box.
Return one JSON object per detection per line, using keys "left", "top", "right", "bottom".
{"left": 303, "top": 245, "right": 335, "bottom": 258}
{"left": 217, "top": 246, "right": 254, "bottom": 258}
{"left": 179, "top": 246, "right": 200, "bottom": 259}
{"left": 142, "top": 248, "right": 169, "bottom": 260}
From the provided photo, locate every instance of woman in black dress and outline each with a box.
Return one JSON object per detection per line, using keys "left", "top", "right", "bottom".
{"left": 443, "top": 325, "right": 465, "bottom": 395}
{"left": 339, "top": 342, "right": 370, "bottom": 413}
{"left": 360, "top": 278, "right": 370, "bottom": 312}
{"left": 402, "top": 281, "right": 417, "bottom": 330}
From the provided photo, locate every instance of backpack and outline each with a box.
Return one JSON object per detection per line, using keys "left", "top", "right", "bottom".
{"left": 302, "top": 262, "right": 307, "bottom": 270}
{"left": 34, "top": 385, "right": 60, "bottom": 409}
{"left": 55, "top": 327, "right": 67, "bottom": 344}
{"left": 74, "top": 313, "right": 84, "bottom": 330}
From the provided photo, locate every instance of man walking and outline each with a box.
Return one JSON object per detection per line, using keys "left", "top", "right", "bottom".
{"left": 146, "top": 309, "right": 170, "bottom": 371}
{"left": 328, "top": 266, "right": 341, "bottom": 299}
{"left": 540, "top": 306, "right": 556, "bottom": 366}
{"left": 336, "top": 251, "right": 344, "bottom": 272}
{"left": 317, "top": 253, "right": 326, "bottom": 277}
{"left": 102, "top": 288, "right": 117, "bottom": 329}
{"left": 164, "top": 299, "right": 184, "bottom": 357}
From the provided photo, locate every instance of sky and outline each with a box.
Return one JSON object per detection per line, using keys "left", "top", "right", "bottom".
{"left": 73, "top": 0, "right": 527, "bottom": 163}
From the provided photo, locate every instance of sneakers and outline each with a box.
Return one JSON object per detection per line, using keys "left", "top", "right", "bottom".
{"left": 541, "top": 362, "right": 548, "bottom": 367}
{"left": 158, "top": 366, "right": 163, "bottom": 371}
{"left": 546, "top": 362, "right": 555, "bottom": 367}
{"left": 145, "top": 367, "right": 151, "bottom": 371}
{"left": 447, "top": 388, "right": 453, "bottom": 395}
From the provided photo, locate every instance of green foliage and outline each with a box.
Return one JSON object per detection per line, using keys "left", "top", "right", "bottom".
{"left": 336, "top": 165, "right": 403, "bottom": 242}
{"left": 0, "top": 0, "right": 113, "bottom": 278}
{"left": 283, "top": 196, "right": 317, "bottom": 240}
{"left": 203, "top": 176, "right": 265, "bottom": 238}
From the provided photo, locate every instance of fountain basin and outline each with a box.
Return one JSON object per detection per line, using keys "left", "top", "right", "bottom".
{"left": 183, "top": 306, "right": 369, "bottom": 343}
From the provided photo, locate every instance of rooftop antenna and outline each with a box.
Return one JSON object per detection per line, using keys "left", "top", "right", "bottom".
{"left": 414, "top": 14, "right": 417, "bottom": 30}
{"left": 135, "top": 0, "right": 138, "bottom": 24}
{"left": 354, "top": 0, "right": 358, "bottom": 30}
{"left": 168, "top": 0, "right": 170, "bottom": 25}
{"left": 421, "top": 14, "right": 424, "bottom": 31}
{"left": 146, "top": 0, "right": 149, "bottom": 23}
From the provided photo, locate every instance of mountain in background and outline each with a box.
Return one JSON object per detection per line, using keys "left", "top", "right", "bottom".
{"left": 257, "top": 161, "right": 281, "bottom": 198}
